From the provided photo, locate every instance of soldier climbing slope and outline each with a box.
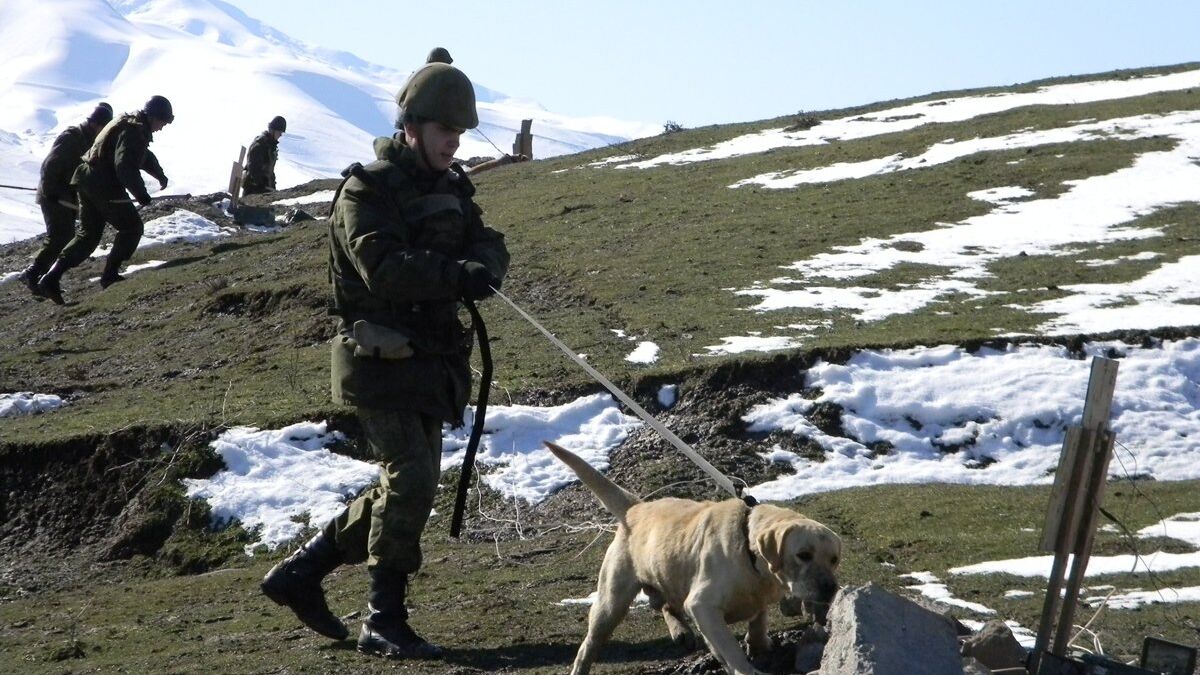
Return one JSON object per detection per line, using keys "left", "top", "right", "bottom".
{"left": 242, "top": 116, "right": 286, "bottom": 196}
{"left": 36, "top": 95, "right": 175, "bottom": 305}
{"left": 18, "top": 102, "right": 114, "bottom": 300}
{"left": 261, "top": 62, "right": 509, "bottom": 661}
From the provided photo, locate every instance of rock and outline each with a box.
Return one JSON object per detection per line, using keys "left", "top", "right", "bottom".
{"left": 795, "top": 624, "right": 829, "bottom": 672}
{"left": 820, "top": 583, "right": 962, "bottom": 675}
{"left": 961, "top": 619, "right": 1028, "bottom": 672}
{"left": 283, "top": 207, "right": 314, "bottom": 224}
{"left": 961, "top": 656, "right": 994, "bottom": 674}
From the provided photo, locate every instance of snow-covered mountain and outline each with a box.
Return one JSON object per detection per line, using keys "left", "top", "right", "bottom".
{"left": 0, "top": 0, "right": 660, "bottom": 242}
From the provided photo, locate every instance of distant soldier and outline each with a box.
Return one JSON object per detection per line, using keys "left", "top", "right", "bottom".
{"left": 242, "top": 116, "right": 286, "bottom": 196}
{"left": 261, "top": 63, "right": 508, "bottom": 661}
{"left": 18, "top": 102, "right": 114, "bottom": 299}
{"left": 36, "top": 96, "right": 174, "bottom": 304}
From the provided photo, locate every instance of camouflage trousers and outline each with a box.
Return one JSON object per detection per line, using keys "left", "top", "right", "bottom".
{"left": 323, "top": 408, "right": 443, "bottom": 574}
{"left": 29, "top": 200, "right": 77, "bottom": 275}
{"left": 58, "top": 190, "right": 143, "bottom": 269}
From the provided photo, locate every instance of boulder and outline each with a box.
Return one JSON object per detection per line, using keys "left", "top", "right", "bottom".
{"left": 961, "top": 619, "right": 1028, "bottom": 672}
{"left": 820, "top": 583, "right": 963, "bottom": 675}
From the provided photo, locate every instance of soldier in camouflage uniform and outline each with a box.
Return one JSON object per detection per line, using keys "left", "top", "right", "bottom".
{"left": 36, "top": 96, "right": 174, "bottom": 305}
{"left": 242, "top": 116, "right": 286, "bottom": 196}
{"left": 261, "top": 63, "right": 508, "bottom": 661}
{"left": 18, "top": 102, "right": 114, "bottom": 299}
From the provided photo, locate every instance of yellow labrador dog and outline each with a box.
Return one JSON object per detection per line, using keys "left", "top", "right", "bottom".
{"left": 545, "top": 442, "right": 841, "bottom": 675}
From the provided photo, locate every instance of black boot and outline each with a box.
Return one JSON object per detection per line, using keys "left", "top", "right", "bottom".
{"left": 99, "top": 259, "right": 126, "bottom": 289}
{"left": 36, "top": 261, "right": 69, "bottom": 305}
{"left": 18, "top": 266, "right": 46, "bottom": 301}
{"left": 260, "top": 532, "right": 349, "bottom": 640}
{"left": 357, "top": 567, "right": 443, "bottom": 659}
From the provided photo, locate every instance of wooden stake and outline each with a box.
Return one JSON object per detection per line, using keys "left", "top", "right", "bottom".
{"left": 512, "top": 119, "right": 533, "bottom": 159}
{"left": 227, "top": 146, "right": 246, "bottom": 210}
{"left": 1030, "top": 357, "right": 1119, "bottom": 673}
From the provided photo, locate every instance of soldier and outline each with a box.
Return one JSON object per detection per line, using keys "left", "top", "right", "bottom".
{"left": 261, "top": 63, "right": 508, "bottom": 660}
{"left": 242, "top": 116, "right": 286, "bottom": 196}
{"left": 36, "top": 96, "right": 174, "bottom": 305}
{"left": 17, "top": 102, "right": 114, "bottom": 299}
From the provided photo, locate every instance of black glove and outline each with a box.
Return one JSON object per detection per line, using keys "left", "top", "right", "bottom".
{"left": 158, "top": 175, "right": 169, "bottom": 190}
{"left": 459, "top": 261, "right": 498, "bottom": 300}
{"left": 137, "top": 194, "right": 153, "bottom": 207}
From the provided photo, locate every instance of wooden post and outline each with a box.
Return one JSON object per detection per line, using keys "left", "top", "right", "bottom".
{"left": 512, "top": 119, "right": 533, "bottom": 159}
{"left": 1030, "top": 357, "right": 1119, "bottom": 673}
{"left": 1052, "top": 427, "right": 1115, "bottom": 653}
{"left": 227, "top": 146, "right": 246, "bottom": 210}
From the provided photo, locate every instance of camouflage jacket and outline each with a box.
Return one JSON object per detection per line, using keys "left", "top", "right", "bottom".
{"left": 328, "top": 136, "right": 509, "bottom": 423}
{"left": 72, "top": 113, "right": 166, "bottom": 203}
{"left": 243, "top": 131, "right": 278, "bottom": 194}
{"left": 36, "top": 124, "right": 97, "bottom": 206}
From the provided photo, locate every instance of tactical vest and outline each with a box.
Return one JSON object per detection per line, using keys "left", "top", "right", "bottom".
{"left": 244, "top": 132, "right": 278, "bottom": 191}
{"left": 76, "top": 114, "right": 153, "bottom": 195}
{"left": 84, "top": 114, "right": 144, "bottom": 167}
{"left": 328, "top": 159, "right": 477, "bottom": 354}
{"left": 37, "top": 125, "right": 92, "bottom": 204}
{"left": 327, "top": 148, "right": 483, "bottom": 421}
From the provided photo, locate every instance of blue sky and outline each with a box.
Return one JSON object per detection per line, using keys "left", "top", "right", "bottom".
{"left": 229, "top": 1, "right": 1200, "bottom": 128}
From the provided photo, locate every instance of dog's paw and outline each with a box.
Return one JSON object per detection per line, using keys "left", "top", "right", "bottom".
{"left": 669, "top": 627, "right": 699, "bottom": 651}
{"left": 745, "top": 635, "right": 773, "bottom": 658}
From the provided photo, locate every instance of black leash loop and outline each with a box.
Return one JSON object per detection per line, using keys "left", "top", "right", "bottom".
{"left": 450, "top": 297, "right": 492, "bottom": 538}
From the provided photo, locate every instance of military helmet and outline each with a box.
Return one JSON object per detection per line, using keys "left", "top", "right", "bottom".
{"left": 88, "top": 102, "right": 113, "bottom": 126}
{"left": 142, "top": 95, "right": 174, "bottom": 123}
{"left": 426, "top": 47, "right": 453, "bottom": 64}
{"left": 395, "top": 63, "right": 477, "bottom": 130}
{"left": 269, "top": 115, "right": 287, "bottom": 132}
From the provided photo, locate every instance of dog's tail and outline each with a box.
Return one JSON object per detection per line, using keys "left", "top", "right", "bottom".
{"left": 544, "top": 441, "right": 639, "bottom": 520}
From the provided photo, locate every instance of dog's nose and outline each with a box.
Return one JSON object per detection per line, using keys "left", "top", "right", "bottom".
{"left": 818, "top": 577, "right": 839, "bottom": 602}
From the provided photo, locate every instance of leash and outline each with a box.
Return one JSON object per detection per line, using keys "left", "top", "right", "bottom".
{"left": 450, "top": 298, "right": 493, "bottom": 537}
{"left": 491, "top": 288, "right": 756, "bottom": 506}
{"left": 472, "top": 127, "right": 507, "bottom": 157}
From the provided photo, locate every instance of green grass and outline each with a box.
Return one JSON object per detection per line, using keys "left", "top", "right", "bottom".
{"left": 3, "top": 63, "right": 1200, "bottom": 673}
{"left": 3, "top": 70, "right": 1200, "bottom": 440}
{"left": 1, "top": 480, "right": 1196, "bottom": 673}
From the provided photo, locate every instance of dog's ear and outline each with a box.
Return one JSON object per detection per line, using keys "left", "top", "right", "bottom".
{"left": 755, "top": 524, "right": 791, "bottom": 575}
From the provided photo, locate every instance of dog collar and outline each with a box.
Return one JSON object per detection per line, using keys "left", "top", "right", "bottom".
{"left": 741, "top": 506, "right": 762, "bottom": 574}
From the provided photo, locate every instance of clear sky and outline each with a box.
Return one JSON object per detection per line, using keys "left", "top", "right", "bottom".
{"left": 226, "top": 1, "right": 1200, "bottom": 128}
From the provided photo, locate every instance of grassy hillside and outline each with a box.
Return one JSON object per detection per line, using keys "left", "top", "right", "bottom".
{"left": 2, "top": 63, "right": 1200, "bottom": 673}
{"left": 0, "top": 476, "right": 1195, "bottom": 673}
{"left": 4, "top": 65, "right": 1200, "bottom": 444}
{"left": 2, "top": 64, "right": 1199, "bottom": 442}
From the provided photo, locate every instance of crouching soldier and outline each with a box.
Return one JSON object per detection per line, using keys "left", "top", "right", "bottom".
{"left": 242, "top": 116, "right": 285, "bottom": 196}
{"left": 36, "top": 95, "right": 174, "bottom": 304}
{"left": 260, "top": 63, "right": 508, "bottom": 660}
{"left": 18, "top": 102, "right": 114, "bottom": 299}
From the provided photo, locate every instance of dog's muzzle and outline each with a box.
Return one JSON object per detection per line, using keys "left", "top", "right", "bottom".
{"left": 781, "top": 574, "right": 838, "bottom": 622}
{"left": 780, "top": 597, "right": 832, "bottom": 624}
